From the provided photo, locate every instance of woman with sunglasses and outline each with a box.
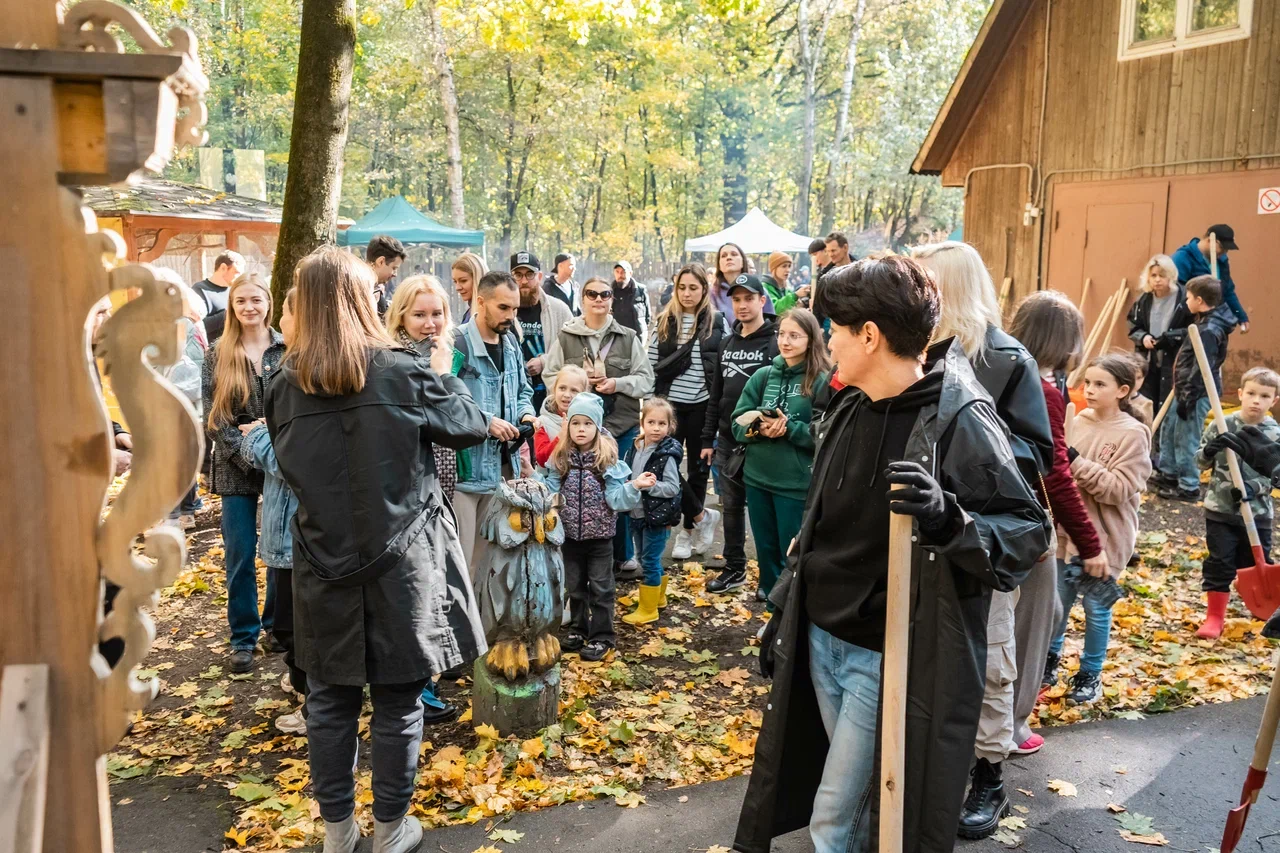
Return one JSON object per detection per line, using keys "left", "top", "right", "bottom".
{"left": 544, "top": 276, "right": 655, "bottom": 580}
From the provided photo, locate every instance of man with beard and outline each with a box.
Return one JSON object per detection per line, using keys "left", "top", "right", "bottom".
{"left": 734, "top": 257, "right": 1048, "bottom": 853}
{"left": 453, "top": 271, "right": 538, "bottom": 575}
{"left": 511, "top": 251, "right": 572, "bottom": 413}
{"left": 612, "top": 260, "right": 652, "bottom": 344}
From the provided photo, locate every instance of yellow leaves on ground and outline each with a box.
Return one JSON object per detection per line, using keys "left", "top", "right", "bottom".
{"left": 1039, "top": 524, "right": 1277, "bottom": 728}
{"left": 1047, "top": 779, "right": 1078, "bottom": 797}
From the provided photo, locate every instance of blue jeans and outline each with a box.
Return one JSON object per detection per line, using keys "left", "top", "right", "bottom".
{"left": 1159, "top": 396, "right": 1211, "bottom": 492}
{"left": 631, "top": 525, "right": 671, "bottom": 586}
{"left": 808, "top": 624, "right": 881, "bottom": 853}
{"left": 613, "top": 426, "right": 638, "bottom": 563}
{"left": 221, "top": 494, "right": 276, "bottom": 651}
{"left": 1048, "top": 559, "right": 1115, "bottom": 675}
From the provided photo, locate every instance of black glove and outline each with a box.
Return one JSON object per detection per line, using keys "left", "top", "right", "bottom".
{"left": 759, "top": 614, "right": 780, "bottom": 679}
{"left": 885, "top": 460, "right": 955, "bottom": 542}
{"left": 1176, "top": 400, "right": 1190, "bottom": 420}
{"left": 1205, "top": 426, "right": 1280, "bottom": 479}
{"left": 1066, "top": 446, "right": 1079, "bottom": 463}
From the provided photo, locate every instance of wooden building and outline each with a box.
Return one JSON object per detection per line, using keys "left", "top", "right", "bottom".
{"left": 913, "top": 0, "right": 1280, "bottom": 379}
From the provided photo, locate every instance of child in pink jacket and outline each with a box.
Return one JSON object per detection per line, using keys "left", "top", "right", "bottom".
{"left": 1048, "top": 354, "right": 1152, "bottom": 705}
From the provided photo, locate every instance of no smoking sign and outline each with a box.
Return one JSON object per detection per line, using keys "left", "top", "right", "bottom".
{"left": 1260, "top": 187, "right": 1280, "bottom": 215}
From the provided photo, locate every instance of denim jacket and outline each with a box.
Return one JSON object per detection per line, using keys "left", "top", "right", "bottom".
{"left": 239, "top": 423, "right": 297, "bottom": 569}
{"left": 453, "top": 320, "right": 535, "bottom": 494}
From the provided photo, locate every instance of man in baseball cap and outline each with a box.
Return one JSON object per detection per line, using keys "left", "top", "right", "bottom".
{"left": 1173, "top": 223, "right": 1249, "bottom": 333}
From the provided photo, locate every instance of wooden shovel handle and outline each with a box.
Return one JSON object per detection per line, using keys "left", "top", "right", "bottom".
{"left": 1186, "top": 324, "right": 1261, "bottom": 548}
{"left": 1211, "top": 232, "right": 1219, "bottom": 279}
{"left": 1151, "top": 389, "right": 1176, "bottom": 435}
{"left": 1250, "top": 650, "right": 1280, "bottom": 772}
{"left": 880, "top": 483, "right": 911, "bottom": 853}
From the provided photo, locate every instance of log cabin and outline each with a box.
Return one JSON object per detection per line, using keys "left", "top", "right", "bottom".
{"left": 912, "top": 0, "right": 1280, "bottom": 383}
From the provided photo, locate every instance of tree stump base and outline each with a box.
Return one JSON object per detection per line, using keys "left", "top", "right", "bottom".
{"left": 471, "top": 660, "right": 561, "bottom": 737}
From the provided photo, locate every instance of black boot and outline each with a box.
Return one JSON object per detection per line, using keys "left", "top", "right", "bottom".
{"left": 957, "top": 758, "right": 1008, "bottom": 839}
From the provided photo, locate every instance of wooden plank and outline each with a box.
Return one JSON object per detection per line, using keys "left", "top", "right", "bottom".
{"left": 55, "top": 81, "right": 107, "bottom": 178}
{"left": 879, "top": 483, "right": 912, "bottom": 853}
{"left": 0, "top": 48, "right": 182, "bottom": 81}
{"left": 0, "top": 665, "right": 49, "bottom": 853}
{"left": 0, "top": 75, "right": 115, "bottom": 853}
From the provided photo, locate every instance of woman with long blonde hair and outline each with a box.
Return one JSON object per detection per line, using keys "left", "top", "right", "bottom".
{"left": 264, "top": 246, "right": 489, "bottom": 853}
{"left": 649, "top": 263, "right": 729, "bottom": 559}
{"left": 1127, "top": 253, "right": 1192, "bottom": 418}
{"left": 451, "top": 251, "right": 488, "bottom": 325}
{"left": 912, "top": 240, "right": 1054, "bottom": 828}
{"left": 200, "top": 272, "right": 285, "bottom": 674}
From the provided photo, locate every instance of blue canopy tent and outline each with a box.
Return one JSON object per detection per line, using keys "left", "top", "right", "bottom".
{"left": 337, "top": 195, "right": 485, "bottom": 249}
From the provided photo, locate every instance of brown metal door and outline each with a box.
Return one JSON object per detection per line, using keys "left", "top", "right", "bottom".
{"left": 1165, "top": 168, "right": 1280, "bottom": 383}
{"left": 1046, "top": 179, "right": 1169, "bottom": 352}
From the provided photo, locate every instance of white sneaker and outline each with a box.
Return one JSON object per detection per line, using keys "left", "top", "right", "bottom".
{"left": 179, "top": 514, "right": 196, "bottom": 530}
{"left": 280, "top": 672, "right": 296, "bottom": 697}
{"left": 671, "top": 529, "right": 693, "bottom": 560}
{"left": 276, "top": 709, "right": 307, "bottom": 734}
{"left": 692, "top": 508, "right": 720, "bottom": 554}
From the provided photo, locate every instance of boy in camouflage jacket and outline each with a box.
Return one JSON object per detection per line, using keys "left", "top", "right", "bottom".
{"left": 1193, "top": 367, "right": 1280, "bottom": 638}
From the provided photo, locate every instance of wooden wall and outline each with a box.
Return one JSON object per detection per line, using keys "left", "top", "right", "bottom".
{"left": 941, "top": 0, "right": 1280, "bottom": 303}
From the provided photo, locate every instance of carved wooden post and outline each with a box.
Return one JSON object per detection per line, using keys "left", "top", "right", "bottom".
{"left": 0, "top": 3, "right": 207, "bottom": 850}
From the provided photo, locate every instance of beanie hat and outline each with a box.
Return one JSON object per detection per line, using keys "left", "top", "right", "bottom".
{"left": 768, "top": 251, "right": 792, "bottom": 277}
{"left": 566, "top": 392, "right": 605, "bottom": 431}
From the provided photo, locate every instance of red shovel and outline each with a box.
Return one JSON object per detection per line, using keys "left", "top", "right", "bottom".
{"left": 1187, "top": 324, "right": 1280, "bottom": 619}
{"left": 1188, "top": 324, "right": 1280, "bottom": 851}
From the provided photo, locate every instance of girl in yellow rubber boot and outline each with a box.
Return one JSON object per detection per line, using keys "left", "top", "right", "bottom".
{"left": 623, "top": 398, "right": 684, "bottom": 625}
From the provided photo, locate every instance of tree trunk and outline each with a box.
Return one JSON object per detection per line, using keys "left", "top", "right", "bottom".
{"left": 819, "top": 0, "right": 867, "bottom": 236}
{"left": 422, "top": 0, "right": 465, "bottom": 228}
{"left": 795, "top": 0, "right": 815, "bottom": 235}
{"left": 270, "top": 0, "right": 356, "bottom": 314}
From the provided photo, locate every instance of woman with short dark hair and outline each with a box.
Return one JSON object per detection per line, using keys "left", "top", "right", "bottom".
{"left": 266, "top": 246, "right": 489, "bottom": 853}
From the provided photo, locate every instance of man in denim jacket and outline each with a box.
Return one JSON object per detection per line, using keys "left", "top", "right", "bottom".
{"left": 453, "top": 270, "right": 538, "bottom": 578}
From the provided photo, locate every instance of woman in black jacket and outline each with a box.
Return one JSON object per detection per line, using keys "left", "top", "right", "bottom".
{"left": 915, "top": 241, "right": 1053, "bottom": 839}
{"left": 201, "top": 273, "right": 286, "bottom": 675}
{"left": 265, "top": 247, "right": 488, "bottom": 853}
{"left": 1127, "top": 254, "right": 1193, "bottom": 416}
{"left": 647, "top": 263, "right": 728, "bottom": 561}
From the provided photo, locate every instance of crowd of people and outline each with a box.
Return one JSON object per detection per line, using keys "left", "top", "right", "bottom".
{"left": 100, "top": 218, "right": 1262, "bottom": 853}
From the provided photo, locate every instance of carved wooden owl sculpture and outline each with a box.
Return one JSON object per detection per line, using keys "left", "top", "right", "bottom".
{"left": 476, "top": 478, "right": 565, "bottom": 680}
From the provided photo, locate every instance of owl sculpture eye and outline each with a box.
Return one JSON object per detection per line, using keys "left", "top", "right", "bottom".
{"left": 508, "top": 510, "right": 525, "bottom": 533}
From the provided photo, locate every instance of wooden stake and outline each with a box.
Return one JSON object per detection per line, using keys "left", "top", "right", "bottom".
{"left": 1096, "top": 278, "right": 1129, "bottom": 355}
{"left": 0, "top": 664, "right": 49, "bottom": 853}
{"left": 1069, "top": 291, "right": 1118, "bottom": 386}
{"left": 1151, "top": 389, "right": 1176, "bottom": 434}
{"left": 1210, "top": 231, "right": 1219, "bottom": 279}
{"left": 1079, "top": 277, "right": 1091, "bottom": 309}
{"left": 1069, "top": 280, "right": 1130, "bottom": 386}
{"left": 880, "top": 483, "right": 912, "bottom": 853}
{"left": 998, "top": 277, "right": 1013, "bottom": 314}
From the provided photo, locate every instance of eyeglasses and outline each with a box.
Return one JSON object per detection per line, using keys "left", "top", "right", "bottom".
{"left": 777, "top": 331, "right": 808, "bottom": 343}
{"left": 513, "top": 270, "right": 538, "bottom": 283}
{"left": 583, "top": 290, "right": 613, "bottom": 301}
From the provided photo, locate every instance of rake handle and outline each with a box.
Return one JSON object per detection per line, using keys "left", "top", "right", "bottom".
{"left": 1186, "top": 324, "right": 1262, "bottom": 549}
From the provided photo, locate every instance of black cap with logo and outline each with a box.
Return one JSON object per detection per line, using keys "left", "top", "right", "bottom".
{"left": 510, "top": 251, "right": 541, "bottom": 272}
{"left": 1206, "top": 224, "right": 1239, "bottom": 251}
{"left": 726, "top": 273, "right": 765, "bottom": 296}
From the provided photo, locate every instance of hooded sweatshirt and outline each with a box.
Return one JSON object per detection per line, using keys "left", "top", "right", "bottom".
{"left": 730, "top": 354, "right": 825, "bottom": 501}
{"left": 1172, "top": 236, "right": 1247, "bottom": 324}
{"left": 1064, "top": 408, "right": 1152, "bottom": 578}
{"left": 703, "top": 317, "right": 780, "bottom": 447}
{"left": 803, "top": 368, "right": 945, "bottom": 652}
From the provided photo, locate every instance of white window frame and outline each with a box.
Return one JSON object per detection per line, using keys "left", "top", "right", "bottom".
{"left": 1118, "top": 0, "right": 1253, "bottom": 61}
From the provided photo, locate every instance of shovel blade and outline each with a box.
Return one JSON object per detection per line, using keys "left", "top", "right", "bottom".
{"left": 1236, "top": 561, "right": 1280, "bottom": 620}
{"left": 1220, "top": 802, "right": 1251, "bottom": 853}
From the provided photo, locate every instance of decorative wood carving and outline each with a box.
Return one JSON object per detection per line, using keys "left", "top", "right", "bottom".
{"left": 92, "top": 253, "right": 203, "bottom": 753}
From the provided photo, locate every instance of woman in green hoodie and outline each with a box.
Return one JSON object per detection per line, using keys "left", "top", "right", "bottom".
{"left": 732, "top": 308, "right": 832, "bottom": 605}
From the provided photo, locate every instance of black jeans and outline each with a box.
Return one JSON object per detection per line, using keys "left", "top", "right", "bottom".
{"left": 1204, "top": 517, "right": 1273, "bottom": 593}
{"left": 715, "top": 442, "right": 748, "bottom": 573}
{"left": 271, "top": 567, "right": 307, "bottom": 696}
{"left": 563, "top": 537, "right": 616, "bottom": 644}
{"left": 674, "top": 401, "right": 710, "bottom": 530}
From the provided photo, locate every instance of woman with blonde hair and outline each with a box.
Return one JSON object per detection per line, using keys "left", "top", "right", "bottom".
{"left": 200, "top": 273, "right": 285, "bottom": 674}
{"left": 913, "top": 240, "right": 1053, "bottom": 836}
{"left": 649, "top": 262, "right": 728, "bottom": 559}
{"left": 1127, "top": 254, "right": 1192, "bottom": 457}
{"left": 265, "top": 246, "right": 488, "bottom": 853}
{"left": 451, "top": 251, "right": 488, "bottom": 325}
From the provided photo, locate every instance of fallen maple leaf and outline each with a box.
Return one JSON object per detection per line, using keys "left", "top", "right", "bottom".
{"left": 712, "top": 667, "right": 750, "bottom": 688}
{"left": 1108, "top": 803, "right": 1127, "bottom": 813}
{"left": 475, "top": 723, "right": 500, "bottom": 741}
{"left": 1047, "top": 779, "right": 1078, "bottom": 797}
{"left": 706, "top": 846, "right": 732, "bottom": 853}
{"left": 470, "top": 847, "right": 503, "bottom": 853}
{"left": 1118, "top": 830, "right": 1169, "bottom": 846}
{"left": 999, "top": 815, "right": 1027, "bottom": 830}
{"left": 488, "top": 828, "right": 524, "bottom": 842}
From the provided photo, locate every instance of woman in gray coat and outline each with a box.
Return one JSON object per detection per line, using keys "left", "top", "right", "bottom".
{"left": 265, "top": 247, "right": 489, "bottom": 853}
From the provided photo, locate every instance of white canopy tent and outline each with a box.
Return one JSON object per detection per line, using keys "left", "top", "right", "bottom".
{"left": 684, "top": 207, "right": 814, "bottom": 254}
